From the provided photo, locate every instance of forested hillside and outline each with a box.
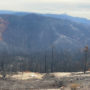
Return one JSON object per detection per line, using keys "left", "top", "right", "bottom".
{"left": 0, "top": 14, "right": 90, "bottom": 54}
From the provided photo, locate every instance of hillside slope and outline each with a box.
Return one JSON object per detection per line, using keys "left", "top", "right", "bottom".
{"left": 0, "top": 14, "right": 90, "bottom": 53}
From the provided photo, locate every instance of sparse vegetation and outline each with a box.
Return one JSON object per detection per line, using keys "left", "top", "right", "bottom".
{"left": 0, "top": 72, "right": 90, "bottom": 89}
{"left": 70, "top": 83, "right": 80, "bottom": 90}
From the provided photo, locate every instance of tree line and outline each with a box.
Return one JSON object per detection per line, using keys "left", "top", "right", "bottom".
{"left": 0, "top": 48, "right": 90, "bottom": 79}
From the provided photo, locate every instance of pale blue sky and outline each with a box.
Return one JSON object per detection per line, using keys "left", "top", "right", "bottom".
{"left": 0, "top": 0, "right": 90, "bottom": 19}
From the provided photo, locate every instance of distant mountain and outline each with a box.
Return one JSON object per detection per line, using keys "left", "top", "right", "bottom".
{"left": 44, "top": 14, "right": 90, "bottom": 24}
{"left": 0, "top": 10, "right": 29, "bottom": 16}
{"left": 0, "top": 12, "right": 90, "bottom": 54}
{"left": 0, "top": 10, "right": 90, "bottom": 24}
{"left": 0, "top": 10, "right": 15, "bottom": 14}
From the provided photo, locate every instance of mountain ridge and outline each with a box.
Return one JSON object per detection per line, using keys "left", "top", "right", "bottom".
{"left": 0, "top": 10, "right": 90, "bottom": 24}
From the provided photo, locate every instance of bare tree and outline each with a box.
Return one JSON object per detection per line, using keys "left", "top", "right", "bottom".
{"left": 84, "top": 46, "right": 88, "bottom": 74}
{"left": 45, "top": 54, "right": 47, "bottom": 73}
{"left": 51, "top": 46, "right": 54, "bottom": 72}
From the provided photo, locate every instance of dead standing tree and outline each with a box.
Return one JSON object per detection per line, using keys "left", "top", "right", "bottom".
{"left": 84, "top": 46, "right": 88, "bottom": 74}
{"left": 44, "top": 54, "right": 47, "bottom": 73}
{"left": 51, "top": 46, "right": 55, "bottom": 73}
{"left": 0, "top": 55, "right": 7, "bottom": 80}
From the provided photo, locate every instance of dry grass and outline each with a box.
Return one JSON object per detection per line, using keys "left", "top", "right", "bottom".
{"left": 0, "top": 71, "right": 90, "bottom": 90}
{"left": 10, "top": 72, "right": 43, "bottom": 80}
{"left": 70, "top": 83, "right": 80, "bottom": 90}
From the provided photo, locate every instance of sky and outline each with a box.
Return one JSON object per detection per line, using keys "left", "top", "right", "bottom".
{"left": 0, "top": 0, "right": 90, "bottom": 19}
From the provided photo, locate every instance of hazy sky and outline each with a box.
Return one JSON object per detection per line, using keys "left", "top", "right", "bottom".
{"left": 0, "top": 0, "right": 90, "bottom": 19}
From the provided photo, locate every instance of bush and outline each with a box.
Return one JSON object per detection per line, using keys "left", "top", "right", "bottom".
{"left": 70, "top": 83, "right": 80, "bottom": 90}
{"left": 54, "top": 79, "right": 65, "bottom": 88}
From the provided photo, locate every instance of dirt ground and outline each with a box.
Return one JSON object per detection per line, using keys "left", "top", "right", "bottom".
{"left": 0, "top": 72, "right": 90, "bottom": 90}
